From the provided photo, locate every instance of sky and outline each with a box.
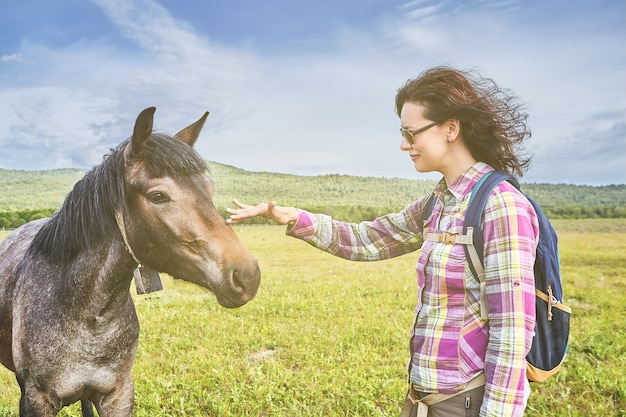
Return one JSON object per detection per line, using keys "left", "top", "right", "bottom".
{"left": 0, "top": 0, "right": 624, "bottom": 185}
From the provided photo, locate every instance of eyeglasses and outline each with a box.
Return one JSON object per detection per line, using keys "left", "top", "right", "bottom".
{"left": 400, "top": 121, "right": 437, "bottom": 145}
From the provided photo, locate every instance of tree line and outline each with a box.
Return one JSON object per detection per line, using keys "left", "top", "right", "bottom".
{"left": 0, "top": 209, "right": 56, "bottom": 230}
{"left": 2, "top": 164, "right": 625, "bottom": 229}
{"left": 212, "top": 204, "right": 626, "bottom": 226}
{"left": 3, "top": 204, "right": 625, "bottom": 230}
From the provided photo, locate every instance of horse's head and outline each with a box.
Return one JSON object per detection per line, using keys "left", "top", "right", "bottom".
{"left": 120, "top": 107, "right": 260, "bottom": 308}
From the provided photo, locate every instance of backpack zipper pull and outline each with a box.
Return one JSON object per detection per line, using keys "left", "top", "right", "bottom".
{"left": 547, "top": 286, "right": 558, "bottom": 321}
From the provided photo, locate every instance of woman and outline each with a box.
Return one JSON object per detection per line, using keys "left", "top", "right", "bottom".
{"left": 227, "top": 66, "right": 538, "bottom": 417}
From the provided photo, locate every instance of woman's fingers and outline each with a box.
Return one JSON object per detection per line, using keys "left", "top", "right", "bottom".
{"left": 226, "top": 199, "right": 296, "bottom": 225}
{"left": 226, "top": 199, "right": 270, "bottom": 224}
{"left": 232, "top": 198, "right": 248, "bottom": 209}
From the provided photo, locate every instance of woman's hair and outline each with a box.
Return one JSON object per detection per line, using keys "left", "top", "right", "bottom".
{"left": 395, "top": 66, "right": 532, "bottom": 177}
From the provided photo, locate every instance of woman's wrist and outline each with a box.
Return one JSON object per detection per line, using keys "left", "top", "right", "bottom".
{"left": 286, "top": 207, "right": 299, "bottom": 225}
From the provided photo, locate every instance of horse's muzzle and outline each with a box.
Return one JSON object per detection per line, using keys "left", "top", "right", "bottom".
{"left": 214, "top": 258, "right": 261, "bottom": 308}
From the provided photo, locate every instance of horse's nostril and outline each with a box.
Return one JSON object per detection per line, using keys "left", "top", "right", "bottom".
{"left": 231, "top": 269, "right": 246, "bottom": 294}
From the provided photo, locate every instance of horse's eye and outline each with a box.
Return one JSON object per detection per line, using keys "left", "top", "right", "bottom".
{"left": 148, "top": 191, "right": 170, "bottom": 204}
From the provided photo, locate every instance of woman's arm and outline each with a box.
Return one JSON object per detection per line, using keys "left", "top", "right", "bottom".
{"left": 227, "top": 198, "right": 425, "bottom": 261}
{"left": 481, "top": 184, "right": 539, "bottom": 416}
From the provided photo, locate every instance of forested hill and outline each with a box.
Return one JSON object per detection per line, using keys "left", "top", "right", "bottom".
{"left": 1, "top": 163, "right": 625, "bottom": 224}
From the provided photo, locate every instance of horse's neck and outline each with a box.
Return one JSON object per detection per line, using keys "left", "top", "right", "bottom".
{"left": 70, "top": 240, "right": 137, "bottom": 319}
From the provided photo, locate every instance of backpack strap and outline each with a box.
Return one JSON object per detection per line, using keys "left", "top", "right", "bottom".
{"left": 423, "top": 170, "right": 520, "bottom": 320}
{"left": 422, "top": 191, "right": 471, "bottom": 244}
{"left": 421, "top": 192, "right": 436, "bottom": 227}
{"left": 463, "top": 171, "right": 514, "bottom": 319}
{"left": 463, "top": 171, "right": 520, "bottom": 276}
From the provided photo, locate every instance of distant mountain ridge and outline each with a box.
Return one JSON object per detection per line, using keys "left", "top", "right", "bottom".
{"left": 1, "top": 163, "right": 625, "bottom": 216}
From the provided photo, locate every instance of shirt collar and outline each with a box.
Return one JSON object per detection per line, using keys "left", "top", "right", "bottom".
{"left": 433, "top": 162, "right": 493, "bottom": 202}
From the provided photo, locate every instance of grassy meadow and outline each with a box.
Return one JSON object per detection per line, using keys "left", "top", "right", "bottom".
{"left": 0, "top": 219, "right": 625, "bottom": 416}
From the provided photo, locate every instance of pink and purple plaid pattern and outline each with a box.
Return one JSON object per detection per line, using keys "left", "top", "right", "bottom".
{"left": 288, "top": 162, "right": 538, "bottom": 416}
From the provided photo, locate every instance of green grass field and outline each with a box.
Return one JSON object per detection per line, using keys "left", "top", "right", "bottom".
{"left": 0, "top": 219, "right": 625, "bottom": 416}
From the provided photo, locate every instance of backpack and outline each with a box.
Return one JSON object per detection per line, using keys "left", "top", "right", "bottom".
{"left": 423, "top": 170, "right": 571, "bottom": 383}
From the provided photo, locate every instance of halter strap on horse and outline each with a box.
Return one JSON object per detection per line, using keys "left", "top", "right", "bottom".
{"left": 115, "top": 210, "right": 163, "bottom": 295}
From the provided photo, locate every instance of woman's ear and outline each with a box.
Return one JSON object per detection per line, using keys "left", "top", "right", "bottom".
{"left": 446, "top": 118, "right": 461, "bottom": 142}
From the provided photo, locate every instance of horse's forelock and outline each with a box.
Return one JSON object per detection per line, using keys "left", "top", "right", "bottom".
{"left": 134, "top": 134, "right": 208, "bottom": 179}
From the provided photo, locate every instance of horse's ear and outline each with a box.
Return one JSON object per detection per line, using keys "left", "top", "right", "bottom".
{"left": 131, "top": 107, "right": 156, "bottom": 155}
{"left": 174, "top": 112, "right": 209, "bottom": 147}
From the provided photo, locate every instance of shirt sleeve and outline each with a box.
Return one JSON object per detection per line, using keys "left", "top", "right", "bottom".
{"left": 480, "top": 183, "right": 539, "bottom": 416}
{"left": 285, "top": 199, "right": 426, "bottom": 261}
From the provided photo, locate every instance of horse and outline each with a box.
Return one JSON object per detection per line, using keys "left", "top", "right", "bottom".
{"left": 0, "top": 107, "right": 261, "bottom": 416}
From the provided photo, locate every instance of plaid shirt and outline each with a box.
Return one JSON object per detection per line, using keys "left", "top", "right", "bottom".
{"left": 287, "top": 162, "right": 538, "bottom": 416}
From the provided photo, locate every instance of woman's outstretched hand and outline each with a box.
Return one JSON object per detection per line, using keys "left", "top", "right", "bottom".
{"left": 226, "top": 199, "right": 299, "bottom": 225}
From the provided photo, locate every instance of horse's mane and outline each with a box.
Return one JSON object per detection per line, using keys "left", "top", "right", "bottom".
{"left": 29, "top": 133, "right": 208, "bottom": 265}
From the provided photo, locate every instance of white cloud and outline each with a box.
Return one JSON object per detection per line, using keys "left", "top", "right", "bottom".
{"left": 0, "top": 53, "right": 25, "bottom": 64}
{"left": 0, "top": 0, "right": 264, "bottom": 170}
{"left": 0, "top": 0, "right": 623, "bottom": 185}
